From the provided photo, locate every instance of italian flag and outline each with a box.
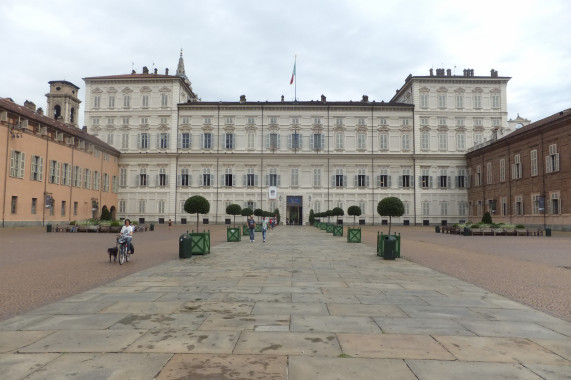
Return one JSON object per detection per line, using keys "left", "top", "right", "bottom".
{"left": 290, "top": 60, "right": 296, "bottom": 85}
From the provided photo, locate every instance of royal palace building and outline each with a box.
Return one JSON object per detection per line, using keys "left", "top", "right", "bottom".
{"left": 83, "top": 55, "right": 512, "bottom": 226}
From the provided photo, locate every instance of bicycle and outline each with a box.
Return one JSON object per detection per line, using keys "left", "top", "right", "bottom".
{"left": 116, "top": 232, "right": 132, "bottom": 265}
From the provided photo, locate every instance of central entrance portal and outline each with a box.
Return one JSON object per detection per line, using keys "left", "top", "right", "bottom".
{"left": 286, "top": 196, "right": 303, "bottom": 225}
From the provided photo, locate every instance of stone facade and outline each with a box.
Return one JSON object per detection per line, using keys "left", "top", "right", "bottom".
{"left": 466, "top": 109, "right": 570, "bottom": 230}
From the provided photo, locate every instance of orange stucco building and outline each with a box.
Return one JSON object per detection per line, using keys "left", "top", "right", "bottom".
{"left": 0, "top": 84, "right": 120, "bottom": 227}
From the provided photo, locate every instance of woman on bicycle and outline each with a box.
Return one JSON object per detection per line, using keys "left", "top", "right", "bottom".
{"left": 120, "top": 219, "right": 135, "bottom": 254}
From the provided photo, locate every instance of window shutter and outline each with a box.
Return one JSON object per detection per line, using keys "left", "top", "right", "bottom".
{"left": 220, "top": 174, "right": 225, "bottom": 186}
{"left": 331, "top": 175, "right": 335, "bottom": 187}
{"left": 200, "top": 134, "right": 205, "bottom": 149}
{"left": 288, "top": 134, "right": 293, "bottom": 148}
{"left": 254, "top": 174, "right": 258, "bottom": 186}
{"left": 429, "top": 176, "right": 433, "bottom": 188}
{"left": 548, "top": 199, "right": 552, "bottom": 214}
{"left": 277, "top": 175, "right": 281, "bottom": 186}
{"left": 277, "top": 134, "right": 281, "bottom": 148}
{"left": 39, "top": 157, "right": 44, "bottom": 182}
{"left": 166, "top": 135, "right": 170, "bottom": 150}
{"left": 19, "top": 153, "right": 25, "bottom": 178}
{"left": 177, "top": 134, "right": 182, "bottom": 148}
{"left": 388, "top": 175, "right": 392, "bottom": 188}
{"left": 165, "top": 174, "right": 169, "bottom": 186}
{"left": 297, "top": 134, "right": 303, "bottom": 149}
{"left": 137, "top": 134, "right": 141, "bottom": 148}
{"left": 265, "top": 134, "right": 270, "bottom": 149}
{"left": 242, "top": 174, "right": 247, "bottom": 186}
{"left": 135, "top": 174, "right": 140, "bottom": 186}
{"left": 365, "top": 175, "right": 370, "bottom": 187}
{"left": 447, "top": 176, "right": 452, "bottom": 189}
{"left": 398, "top": 175, "right": 403, "bottom": 188}
{"left": 466, "top": 175, "right": 471, "bottom": 188}
{"left": 555, "top": 153, "right": 560, "bottom": 171}
{"left": 177, "top": 174, "right": 181, "bottom": 186}
{"left": 354, "top": 175, "right": 358, "bottom": 186}
{"left": 310, "top": 134, "right": 314, "bottom": 149}
{"left": 199, "top": 174, "right": 203, "bottom": 186}
{"left": 411, "top": 176, "right": 415, "bottom": 188}
{"left": 545, "top": 156, "right": 551, "bottom": 173}
{"left": 232, "top": 175, "right": 236, "bottom": 187}
{"left": 188, "top": 175, "right": 192, "bottom": 186}
{"left": 376, "top": 175, "right": 381, "bottom": 187}
{"left": 265, "top": 174, "right": 269, "bottom": 186}
{"left": 343, "top": 175, "right": 347, "bottom": 187}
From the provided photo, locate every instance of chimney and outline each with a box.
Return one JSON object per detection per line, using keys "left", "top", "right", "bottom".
{"left": 362, "top": 95, "right": 369, "bottom": 102}
{"left": 131, "top": 69, "right": 136, "bottom": 74}
{"left": 281, "top": 95, "right": 284, "bottom": 102}
{"left": 446, "top": 68, "right": 452, "bottom": 76}
{"left": 429, "top": 68, "right": 434, "bottom": 76}
{"left": 82, "top": 126, "right": 87, "bottom": 133}
{"left": 24, "top": 100, "right": 36, "bottom": 111}
{"left": 240, "top": 95, "right": 246, "bottom": 103}
{"left": 321, "top": 94, "right": 326, "bottom": 102}
{"left": 37, "top": 107, "right": 44, "bottom": 115}
{"left": 154, "top": 68, "right": 158, "bottom": 75}
{"left": 142, "top": 66, "right": 149, "bottom": 74}
{"left": 165, "top": 68, "right": 169, "bottom": 75}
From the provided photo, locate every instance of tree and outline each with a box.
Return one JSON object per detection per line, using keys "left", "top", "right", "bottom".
{"left": 309, "top": 209, "right": 315, "bottom": 225}
{"left": 377, "top": 197, "right": 404, "bottom": 235}
{"left": 481, "top": 211, "right": 493, "bottom": 225}
{"left": 347, "top": 205, "right": 362, "bottom": 226}
{"left": 226, "top": 204, "right": 242, "bottom": 227}
{"left": 100, "top": 206, "right": 112, "bottom": 221}
{"left": 274, "top": 208, "right": 280, "bottom": 225}
{"left": 254, "top": 208, "right": 263, "bottom": 222}
{"left": 332, "top": 207, "right": 344, "bottom": 224}
{"left": 241, "top": 207, "right": 253, "bottom": 225}
{"left": 184, "top": 195, "right": 210, "bottom": 232}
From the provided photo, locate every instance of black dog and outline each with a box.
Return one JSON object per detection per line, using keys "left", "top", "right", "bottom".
{"left": 107, "top": 247, "right": 118, "bottom": 262}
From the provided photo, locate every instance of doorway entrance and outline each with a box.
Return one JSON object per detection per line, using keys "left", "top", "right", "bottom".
{"left": 286, "top": 196, "right": 303, "bottom": 225}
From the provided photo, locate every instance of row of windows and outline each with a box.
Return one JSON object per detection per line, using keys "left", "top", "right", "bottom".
{"left": 473, "top": 192, "right": 561, "bottom": 216}
{"left": 9, "top": 151, "right": 116, "bottom": 192}
{"left": 92, "top": 93, "right": 169, "bottom": 109}
{"left": 419, "top": 92, "right": 500, "bottom": 109}
{"left": 10, "top": 196, "right": 83, "bottom": 217}
{"left": 471, "top": 144, "right": 560, "bottom": 186}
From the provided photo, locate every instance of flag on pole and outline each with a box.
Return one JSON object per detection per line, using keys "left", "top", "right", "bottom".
{"left": 290, "top": 59, "right": 296, "bottom": 85}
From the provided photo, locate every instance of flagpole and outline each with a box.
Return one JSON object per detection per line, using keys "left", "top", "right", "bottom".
{"left": 294, "top": 55, "right": 297, "bottom": 102}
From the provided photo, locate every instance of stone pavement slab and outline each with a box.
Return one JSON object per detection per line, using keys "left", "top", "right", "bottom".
{"left": 1, "top": 226, "right": 570, "bottom": 379}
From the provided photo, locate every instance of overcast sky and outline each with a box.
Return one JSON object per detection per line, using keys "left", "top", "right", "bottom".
{"left": 2, "top": 0, "right": 570, "bottom": 126}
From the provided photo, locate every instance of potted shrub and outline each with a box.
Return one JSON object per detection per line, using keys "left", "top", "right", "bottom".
{"left": 309, "top": 209, "right": 315, "bottom": 226}
{"left": 183, "top": 195, "right": 211, "bottom": 255}
{"left": 226, "top": 204, "right": 242, "bottom": 242}
{"left": 347, "top": 205, "right": 362, "bottom": 243}
{"left": 377, "top": 197, "right": 404, "bottom": 235}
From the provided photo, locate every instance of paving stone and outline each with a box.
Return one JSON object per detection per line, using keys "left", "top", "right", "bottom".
{"left": 109, "top": 312, "right": 208, "bottom": 330}
{"left": 125, "top": 330, "right": 240, "bottom": 354}
{"left": 19, "top": 330, "right": 146, "bottom": 353}
{"left": 288, "top": 357, "right": 417, "bottom": 380}
{"left": 0, "top": 331, "right": 54, "bottom": 353}
{"left": 21, "top": 313, "right": 128, "bottom": 330}
{"left": 529, "top": 338, "right": 571, "bottom": 361}
{"left": 291, "top": 315, "right": 381, "bottom": 333}
{"left": 459, "top": 320, "right": 570, "bottom": 339}
{"left": 406, "top": 359, "right": 543, "bottom": 380}
{"left": 252, "top": 302, "right": 329, "bottom": 316}
{"left": 525, "top": 363, "right": 571, "bottom": 380}
{"left": 374, "top": 317, "right": 475, "bottom": 336}
{"left": 100, "top": 301, "right": 183, "bottom": 314}
{"left": 328, "top": 303, "right": 406, "bottom": 317}
{"left": 156, "top": 354, "right": 287, "bottom": 380}
{"left": 233, "top": 331, "right": 341, "bottom": 356}
{"left": 200, "top": 314, "right": 290, "bottom": 331}
{"left": 0, "top": 353, "right": 60, "bottom": 379}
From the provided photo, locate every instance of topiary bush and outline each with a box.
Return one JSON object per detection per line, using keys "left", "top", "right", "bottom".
{"left": 347, "top": 205, "right": 362, "bottom": 226}
{"left": 377, "top": 197, "right": 404, "bottom": 235}
{"left": 226, "top": 204, "right": 242, "bottom": 227}
{"left": 184, "top": 195, "right": 210, "bottom": 232}
{"left": 309, "top": 209, "right": 315, "bottom": 225}
{"left": 481, "top": 211, "right": 493, "bottom": 224}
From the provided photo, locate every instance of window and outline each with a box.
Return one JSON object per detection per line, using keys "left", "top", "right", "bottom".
{"left": 61, "top": 163, "right": 71, "bottom": 186}
{"left": 201, "top": 168, "right": 212, "bottom": 187}
{"left": 420, "top": 118, "right": 429, "bottom": 126}
{"left": 92, "top": 118, "right": 99, "bottom": 125}
{"left": 159, "top": 168, "right": 168, "bottom": 187}
{"left": 103, "top": 173, "right": 109, "bottom": 192}
{"left": 204, "top": 117, "right": 212, "bottom": 125}
{"left": 139, "top": 133, "right": 149, "bottom": 149}
{"left": 160, "top": 117, "right": 168, "bottom": 125}
{"left": 161, "top": 93, "right": 168, "bottom": 106}
{"left": 421, "top": 132, "right": 430, "bottom": 151}
{"left": 546, "top": 144, "right": 560, "bottom": 173}
{"left": 141, "top": 117, "right": 149, "bottom": 125}
{"left": 355, "top": 169, "right": 368, "bottom": 187}
{"left": 313, "top": 168, "right": 321, "bottom": 187}
{"left": 93, "top": 95, "right": 100, "bottom": 108}
{"left": 501, "top": 197, "right": 507, "bottom": 216}
{"left": 438, "top": 93, "right": 447, "bottom": 108}
{"left": 247, "top": 117, "right": 255, "bottom": 125}
{"left": 107, "top": 133, "right": 114, "bottom": 145}
{"left": 74, "top": 202, "right": 78, "bottom": 216}
{"left": 247, "top": 132, "right": 255, "bottom": 149}
{"left": 473, "top": 94, "right": 482, "bottom": 109}
{"left": 138, "top": 168, "right": 147, "bottom": 187}
{"left": 422, "top": 201, "right": 430, "bottom": 216}
{"left": 401, "top": 134, "right": 410, "bottom": 151}
{"left": 123, "top": 95, "right": 130, "bottom": 108}
{"left": 400, "top": 169, "right": 412, "bottom": 188}
{"left": 224, "top": 133, "right": 234, "bottom": 149}
{"left": 291, "top": 168, "right": 299, "bottom": 187}
{"left": 335, "top": 132, "right": 344, "bottom": 150}
{"left": 121, "top": 133, "right": 129, "bottom": 149}
{"left": 379, "top": 133, "right": 388, "bottom": 151}
{"left": 491, "top": 94, "right": 500, "bottom": 108}
{"left": 159, "top": 133, "right": 169, "bottom": 149}
{"left": 530, "top": 150, "right": 538, "bottom": 177}
{"left": 202, "top": 133, "right": 213, "bottom": 149}
{"left": 438, "top": 117, "right": 447, "bottom": 126}
{"left": 139, "top": 200, "right": 146, "bottom": 213}
{"left": 379, "top": 118, "right": 388, "bottom": 126}
{"left": 158, "top": 200, "right": 165, "bottom": 214}
{"left": 119, "top": 200, "right": 126, "bottom": 213}
{"left": 84, "top": 169, "right": 91, "bottom": 188}
{"left": 514, "top": 196, "right": 523, "bottom": 215}
{"left": 440, "top": 201, "right": 448, "bottom": 216}
{"left": 31, "top": 198, "right": 37, "bottom": 214}
{"left": 142, "top": 94, "right": 149, "bottom": 108}
{"left": 30, "top": 155, "right": 43, "bottom": 181}
{"left": 334, "top": 168, "right": 345, "bottom": 187}
{"left": 245, "top": 168, "right": 257, "bottom": 187}
{"left": 420, "top": 169, "right": 431, "bottom": 188}
{"left": 93, "top": 171, "right": 100, "bottom": 190}
{"left": 335, "top": 118, "right": 343, "bottom": 126}
{"left": 181, "top": 133, "right": 191, "bottom": 149}
{"left": 357, "top": 132, "right": 366, "bottom": 150}
{"left": 438, "top": 132, "right": 447, "bottom": 151}
{"left": 179, "top": 168, "right": 190, "bottom": 187}
{"left": 500, "top": 159, "right": 506, "bottom": 182}
{"left": 439, "top": 169, "right": 449, "bottom": 188}
{"left": 10, "top": 151, "right": 25, "bottom": 178}
{"left": 61, "top": 201, "right": 66, "bottom": 216}
{"left": 267, "top": 133, "right": 280, "bottom": 150}
{"left": 474, "top": 133, "right": 483, "bottom": 146}
{"left": 72, "top": 166, "right": 81, "bottom": 187}
{"left": 120, "top": 168, "right": 127, "bottom": 187}
{"left": 475, "top": 165, "right": 482, "bottom": 186}
{"left": 420, "top": 93, "right": 429, "bottom": 108}
{"left": 532, "top": 194, "right": 541, "bottom": 215}
{"left": 225, "top": 117, "right": 234, "bottom": 125}
{"left": 458, "top": 201, "right": 467, "bottom": 216}
{"left": 223, "top": 168, "right": 235, "bottom": 187}
{"left": 181, "top": 117, "right": 190, "bottom": 125}
{"left": 311, "top": 133, "right": 324, "bottom": 150}
{"left": 549, "top": 192, "right": 560, "bottom": 214}
{"left": 512, "top": 154, "right": 522, "bottom": 179}
{"left": 456, "top": 119, "right": 465, "bottom": 127}
{"left": 455, "top": 94, "right": 463, "bottom": 108}
{"left": 457, "top": 168, "right": 466, "bottom": 188}
{"left": 487, "top": 162, "right": 493, "bottom": 184}
{"left": 377, "top": 169, "right": 391, "bottom": 188}
{"left": 456, "top": 133, "right": 465, "bottom": 151}
{"left": 11, "top": 196, "right": 17, "bottom": 214}
{"left": 108, "top": 95, "right": 115, "bottom": 108}
{"left": 112, "top": 176, "right": 118, "bottom": 193}
{"left": 268, "top": 168, "right": 279, "bottom": 186}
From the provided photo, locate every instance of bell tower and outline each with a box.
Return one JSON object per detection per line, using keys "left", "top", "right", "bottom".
{"left": 46, "top": 80, "right": 81, "bottom": 127}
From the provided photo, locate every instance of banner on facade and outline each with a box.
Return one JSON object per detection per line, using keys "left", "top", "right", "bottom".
{"left": 269, "top": 186, "right": 277, "bottom": 200}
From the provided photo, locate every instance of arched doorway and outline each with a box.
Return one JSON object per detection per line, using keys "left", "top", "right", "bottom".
{"left": 110, "top": 206, "right": 117, "bottom": 220}
{"left": 286, "top": 196, "right": 303, "bottom": 225}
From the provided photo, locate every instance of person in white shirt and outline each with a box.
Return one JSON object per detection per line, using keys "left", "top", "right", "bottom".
{"left": 119, "top": 219, "right": 135, "bottom": 254}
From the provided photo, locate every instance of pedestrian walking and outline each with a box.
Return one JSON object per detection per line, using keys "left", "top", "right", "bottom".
{"left": 168, "top": 219, "right": 172, "bottom": 231}
{"left": 261, "top": 216, "right": 268, "bottom": 242}
{"left": 247, "top": 214, "right": 256, "bottom": 242}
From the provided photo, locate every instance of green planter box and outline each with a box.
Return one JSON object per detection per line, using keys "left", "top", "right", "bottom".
{"left": 326, "top": 224, "right": 334, "bottom": 233}
{"left": 320, "top": 223, "right": 327, "bottom": 230}
{"left": 377, "top": 232, "right": 401, "bottom": 258}
{"left": 255, "top": 224, "right": 262, "bottom": 232}
{"left": 347, "top": 228, "right": 361, "bottom": 243}
{"left": 227, "top": 227, "right": 241, "bottom": 242}
{"left": 242, "top": 225, "right": 249, "bottom": 236}
{"left": 189, "top": 230, "right": 210, "bottom": 255}
{"left": 333, "top": 225, "right": 343, "bottom": 236}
